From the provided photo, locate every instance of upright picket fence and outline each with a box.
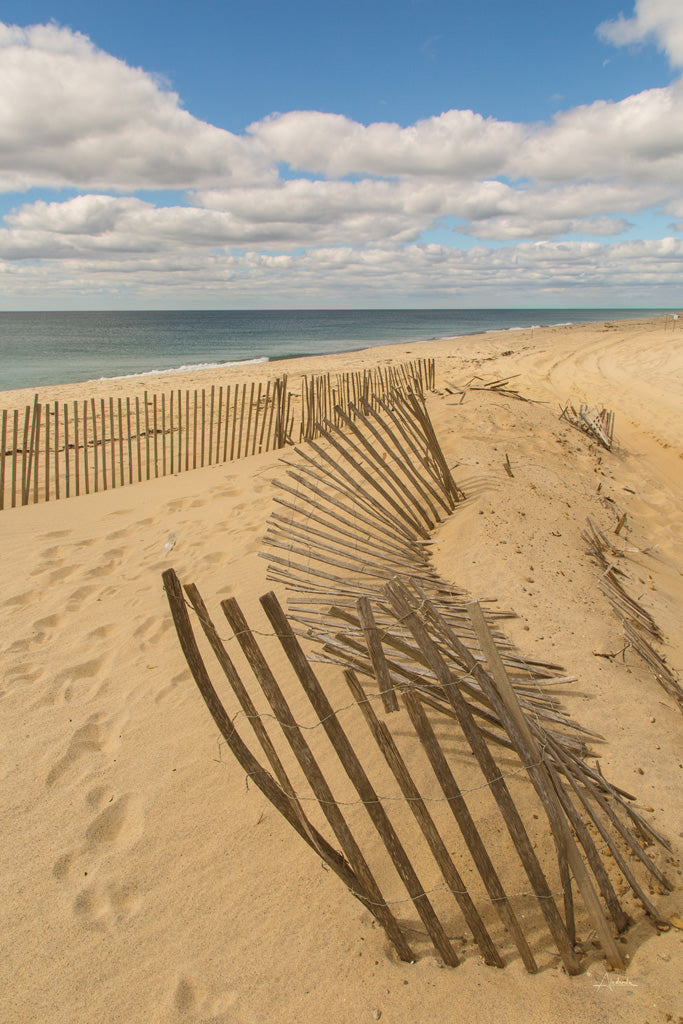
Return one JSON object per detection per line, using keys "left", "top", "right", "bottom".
{"left": 0, "top": 358, "right": 434, "bottom": 510}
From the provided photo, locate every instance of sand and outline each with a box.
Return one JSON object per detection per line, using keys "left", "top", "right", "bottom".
{"left": 1, "top": 317, "right": 681, "bottom": 1024}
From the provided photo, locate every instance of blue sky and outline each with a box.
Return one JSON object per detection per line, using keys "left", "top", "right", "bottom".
{"left": 1, "top": 0, "right": 682, "bottom": 308}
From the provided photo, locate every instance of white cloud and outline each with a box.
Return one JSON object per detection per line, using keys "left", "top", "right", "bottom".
{"left": 598, "top": 0, "right": 683, "bottom": 67}
{"left": 247, "top": 108, "right": 523, "bottom": 178}
{"left": 0, "top": 22, "right": 271, "bottom": 191}
{"left": 1, "top": 16, "right": 683, "bottom": 304}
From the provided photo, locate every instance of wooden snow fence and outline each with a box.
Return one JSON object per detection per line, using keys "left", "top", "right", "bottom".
{"left": 0, "top": 357, "right": 433, "bottom": 511}
{"left": 560, "top": 403, "right": 615, "bottom": 450}
{"left": 584, "top": 518, "right": 683, "bottom": 713}
{"left": 162, "top": 385, "right": 671, "bottom": 972}
{"left": 164, "top": 572, "right": 671, "bottom": 973}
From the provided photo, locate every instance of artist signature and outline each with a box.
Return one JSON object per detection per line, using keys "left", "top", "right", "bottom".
{"left": 592, "top": 972, "right": 638, "bottom": 991}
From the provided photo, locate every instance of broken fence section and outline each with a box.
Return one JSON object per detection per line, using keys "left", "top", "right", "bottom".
{"left": 584, "top": 518, "right": 683, "bottom": 713}
{"left": 560, "top": 402, "right": 615, "bottom": 451}
{"left": 164, "top": 570, "right": 670, "bottom": 972}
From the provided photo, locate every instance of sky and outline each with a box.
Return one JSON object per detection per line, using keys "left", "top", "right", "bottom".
{"left": 1, "top": 0, "right": 682, "bottom": 309}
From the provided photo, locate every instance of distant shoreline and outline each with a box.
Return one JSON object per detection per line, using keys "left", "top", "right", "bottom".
{"left": 0, "top": 307, "right": 672, "bottom": 394}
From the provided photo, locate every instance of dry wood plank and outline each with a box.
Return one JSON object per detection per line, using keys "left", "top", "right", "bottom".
{"left": 345, "top": 667, "right": 504, "bottom": 967}
{"left": 100, "top": 397, "right": 108, "bottom": 490}
{"left": 332, "top": 406, "right": 439, "bottom": 529}
{"left": 0, "top": 408, "right": 7, "bottom": 510}
{"left": 467, "top": 602, "right": 623, "bottom": 969}
{"left": 208, "top": 385, "right": 215, "bottom": 466}
{"left": 162, "top": 570, "right": 392, "bottom": 940}
{"left": 63, "top": 405, "right": 70, "bottom": 500}
{"left": 259, "top": 590, "right": 459, "bottom": 967}
{"left": 385, "top": 582, "right": 581, "bottom": 974}
{"left": 53, "top": 402, "right": 60, "bottom": 501}
{"left": 356, "top": 597, "right": 399, "bottom": 712}
{"left": 193, "top": 390, "right": 198, "bottom": 470}
{"left": 43, "top": 404, "right": 50, "bottom": 502}
{"left": 230, "top": 383, "right": 239, "bottom": 461}
{"left": 222, "top": 385, "right": 231, "bottom": 463}
{"left": 258, "top": 381, "right": 271, "bottom": 453}
{"left": 402, "top": 690, "right": 537, "bottom": 972}
{"left": 161, "top": 393, "right": 167, "bottom": 478}
{"left": 20, "top": 403, "right": 32, "bottom": 505}
{"left": 219, "top": 592, "right": 414, "bottom": 961}
{"left": 73, "top": 402, "right": 80, "bottom": 497}
{"left": 110, "top": 396, "right": 117, "bottom": 487}
{"left": 32, "top": 402, "right": 41, "bottom": 504}
{"left": 185, "top": 390, "right": 190, "bottom": 472}
{"left": 135, "top": 396, "right": 142, "bottom": 483}
{"left": 82, "top": 400, "right": 90, "bottom": 495}
{"left": 126, "top": 398, "right": 133, "bottom": 485}
{"left": 169, "top": 392, "right": 174, "bottom": 478}
{"left": 200, "top": 388, "right": 206, "bottom": 468}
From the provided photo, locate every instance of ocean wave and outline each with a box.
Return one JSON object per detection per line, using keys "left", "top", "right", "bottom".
{"left": 92, "top": 356, "right": 269, "bottom": 383}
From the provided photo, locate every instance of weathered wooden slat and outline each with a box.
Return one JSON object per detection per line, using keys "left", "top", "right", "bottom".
{"left": 345, "top": 667, "right": 504, "bottom": 966}
{"left": 385, "top": 582, "right": 581, "bottom": 974}
{"left": 259, "top": 590, "right": 459, "bottom": 967}
{"left": 219, "top": 592, "right": 414, "bottom": 962}
{"left": 162, "top": 570, "right": 394, "bottom": 944}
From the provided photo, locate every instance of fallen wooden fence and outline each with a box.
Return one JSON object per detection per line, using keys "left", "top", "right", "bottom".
{"left": 161, "top": 383, "right": 671, "bottom": 970}
{"left": 164, "top": 570, "right": 670, "bottom": 971}
{"left": 584, "top": 517, "right": 683, "bottom": 713}
{"left": 0, "top": 357, "right": 433, "bottom": 510}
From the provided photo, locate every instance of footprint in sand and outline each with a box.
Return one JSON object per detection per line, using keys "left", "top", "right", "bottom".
{"left": 45, "top": 707, "right": 129, "bottom": 786}
{"left": 53, "top": 790, "right": 145, "bottom": 930}
{"left": 38, "top": 651, "right": 111, "bottom": 708}
{"left": 170, "top": 974, "right": 238, "bottom": 1020}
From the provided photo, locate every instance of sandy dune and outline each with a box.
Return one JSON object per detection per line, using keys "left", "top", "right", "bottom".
{"left": 1, "top": 318, "right": 681, "bottom": 1024}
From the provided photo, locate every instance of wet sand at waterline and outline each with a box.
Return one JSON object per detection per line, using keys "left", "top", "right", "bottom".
{"left": 1, "top": 317, "right": 681, "bottom": 1024}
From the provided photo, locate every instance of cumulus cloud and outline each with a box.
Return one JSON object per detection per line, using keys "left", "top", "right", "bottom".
{"left": 2, "top": 12, "right": 683, "bottom": 303}
{"left": 0, "top": 22, "right": 271, "bottom": 191}
{"left": 597, "top": 0, "right": 683, "bottom": 67}
{"left": 247, "top": 109, "right": 523, "bottom": 178}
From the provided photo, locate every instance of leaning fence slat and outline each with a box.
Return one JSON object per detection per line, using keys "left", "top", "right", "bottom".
{"left": 258, "top": 590, "right": 459, "bottom": 967}
{"left": 162, "top": 569, "right": 390, "bottom": 946}
{"left": 345, "top": 667, "right": 503, "bottom": 967}
{"left": 402, "top": 689, "right": 537, "bottom": 971}
{"left": 220, "top": 592, "right": 414, "bottom": 962}
{"left": 466, "top": 601, "right": 623, "bottom": 969}
{"left": 386, "top": 582, "right": 581, "bottom": 975}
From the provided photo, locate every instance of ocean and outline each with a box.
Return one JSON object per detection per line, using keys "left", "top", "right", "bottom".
{"left": 0, "top": 308, "right": 669, "bottom": 392}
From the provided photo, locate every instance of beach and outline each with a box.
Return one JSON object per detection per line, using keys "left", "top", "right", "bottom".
{"left": 1, "top": 316, "right": 681, "bottom": 1024}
